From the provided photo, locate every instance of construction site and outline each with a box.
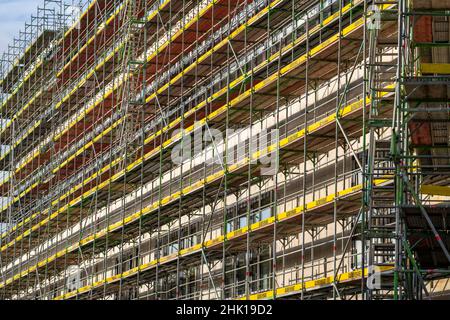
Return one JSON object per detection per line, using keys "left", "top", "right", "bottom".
{"left": 0, "top": 0, "right": 449, "bottom": 300}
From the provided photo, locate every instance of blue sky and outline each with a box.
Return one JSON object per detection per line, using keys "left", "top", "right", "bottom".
{"left": 0, "top": 0, "right": 44, "bottom": 55}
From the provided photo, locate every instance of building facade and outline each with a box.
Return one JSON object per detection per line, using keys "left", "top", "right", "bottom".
{"left": 0, "top": 0, "right": 449, "bottom": 300}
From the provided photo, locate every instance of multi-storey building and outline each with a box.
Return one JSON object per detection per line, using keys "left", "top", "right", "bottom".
{"left": 0, "top": 0, "right": 449, "bottom": 300}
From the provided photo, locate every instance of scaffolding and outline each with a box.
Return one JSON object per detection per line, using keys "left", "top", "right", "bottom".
{"left": 0, "top": 0, "right": 449, "bottom": 300}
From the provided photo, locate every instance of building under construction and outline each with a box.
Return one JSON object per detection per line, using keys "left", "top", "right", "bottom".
{"left": 0, "top": 0, "right": 449, "bottom": 300}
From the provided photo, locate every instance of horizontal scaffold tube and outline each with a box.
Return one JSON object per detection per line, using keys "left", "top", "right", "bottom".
{"left": 0, "top": 0, "right": 172, "bottom": 163}
{"left": 239, "top": 266, "right": 394, "bottom": 300}
{"left": 0, "top": 0, "right": 368, "bottom": 241}
{"left": 0, "top": 82, "right": 395, "bottom": 292}
{"left": 0, "top": 0, "right": 106, "bottom": 113}
{"left": 0, "top": 1, "right": 128, "bottom": 136}
{"left": 54, "top": 178, "right": 392, "bottom": 299}
{"left": 0, "top": 26, "right": 392, "bottom": 279}
{"left": 0, "top": 0, "right": 211, "bottom": 209}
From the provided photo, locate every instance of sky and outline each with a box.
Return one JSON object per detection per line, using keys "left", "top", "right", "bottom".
{"left": 0, "top": 0, "right": 47, "bottom": 55}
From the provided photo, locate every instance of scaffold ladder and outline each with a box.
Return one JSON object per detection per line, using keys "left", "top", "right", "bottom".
{"left": 122, "top": 0, "right": 147, "bottom": 152}
{"left": 364, "top": 0, "right": 400, "bottom": 300}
